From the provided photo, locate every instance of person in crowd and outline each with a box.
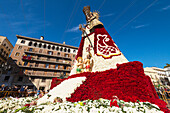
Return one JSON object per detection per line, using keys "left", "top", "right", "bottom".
{"left": 4, "top": 86, "right": 9, "bottom": 91}
{"left": 36, "top": 89, "right": 40, "bottom": 97}
{"left": 12, "top": 85, "right": 19, "bottom": 97}
{"left": 12, "top": 85, "right": 19, "bottom": 91}
{"left": 1, "top": 84, "right": 5, "bottom": 91}
{"left": 19, "top": 86, "right": 25, "bottom": 97}
{"left": 38, "top": 90, "right": 44, "bottom": 98}
{"left": 24, "top": 86, "right": 28, "bottom": 97}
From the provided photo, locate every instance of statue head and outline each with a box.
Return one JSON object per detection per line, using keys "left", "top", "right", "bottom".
{"left": 83, "top": 6, "right": 100, "bottom": 22}
{"left": 77, "top": 57, "right": 83, "bottom": 63}
{"left": 83, "top": 6, "right": 94, "bottom": 21}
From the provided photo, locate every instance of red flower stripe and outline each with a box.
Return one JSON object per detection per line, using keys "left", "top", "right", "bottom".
{"left": 51, "top": 61, "right": 169, "bottom": 113}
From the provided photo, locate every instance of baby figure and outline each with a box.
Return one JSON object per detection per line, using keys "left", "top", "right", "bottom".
{"left": 76, "top": 57, "right": 84, "bottom": 73}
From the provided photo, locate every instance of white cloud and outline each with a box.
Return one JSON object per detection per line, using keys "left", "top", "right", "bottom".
{"left": 133, "top": 24, "right": 149, "bottom": 29}
{"left": 101, "top": 13, "right": 114, "bottom": 17}
{"left": 66, "top": 25, "right": 79, "bottom": 32}
{"left": 160, "top": 5, "right": 170, "bottom": 11}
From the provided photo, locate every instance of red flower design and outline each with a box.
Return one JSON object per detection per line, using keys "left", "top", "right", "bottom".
{"left": 51, "top": 61, "right": 169, "bottom": 113}
{"left": 110, "top": 99, "right": 119, "bottom": 108}
{"left": 24, "top": 104, "right": 30, "bottom": 107}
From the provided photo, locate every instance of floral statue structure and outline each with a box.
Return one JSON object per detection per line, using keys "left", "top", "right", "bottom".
{"left": 37, "top": 6, "right": 169, "bottom": 113}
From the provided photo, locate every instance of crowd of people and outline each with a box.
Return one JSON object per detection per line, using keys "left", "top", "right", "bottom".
{"left": 155, "top": 85, "right": 170, "bottom": 100}
{"left": 0, "top": 84, "right": 49, "bottom": 98}
{"left": 1, "top": 84, "right": 170, "bottom": 103}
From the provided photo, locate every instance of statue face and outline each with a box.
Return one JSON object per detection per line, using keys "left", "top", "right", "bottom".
{"left": 86, "top": 12, "right": 93, "bottom": 21}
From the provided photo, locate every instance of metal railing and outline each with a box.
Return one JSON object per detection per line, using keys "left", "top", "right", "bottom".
{"left": 25, "top": 72, "right": 61, "bottom": 77}
{"left": 0, "top": 91, "right": 169, "bottom": 105}
{"left": 157, "top": 91, "right": 170, "bottom": 104}
{"left": 0, "top": 91, "right": 36, "bottom": 98}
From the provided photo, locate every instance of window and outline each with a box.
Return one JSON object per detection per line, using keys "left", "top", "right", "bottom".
{"left": 48, "top": 45, "right": 51, "bottom": 49}
{"left": 37, "top": 56, "right": 40, "bottom": 60}
{"left": 43, "top": 44, "right": 46, "bottom": 48}
{"left": 34, "top": 43, "right": 37, "bottom": 47}
{"left": 23, "top": 61, "right": 28, "bottom": 66}
{"left": 63, "top": 72, "right": 66, "bottom": 76}
{"left": 28, "top": 42, "right": 32, "bottom": 46}
{"left": 18, "top": 77, "right": 23, "bottom": 81}
{"left": 4, "top": 76, "right": 10, "bottom": 81}
{"left": 60, "top": 47, "right": 63, "bottom": 51}
{"left": 21, "top": 40, "right": 25, "bottom": 44}
{"left": 57, "top": 52, "right": 60, "bottom": 56}
{"left": 56, "top": 47, "right": 59, "bottom": 50}
{"left": 64, "top": 48, "right": 67, "bottom": 52}
{"left": 27, "top": 54, "right": 31, "bottom": 57}
{"left": 15, "top": 52, "right": 20, "bottom": 56}
{"left": 46, "top": 64, "right": 49, "bottom": 68}
{"left": 73, "top": 55, "right": 75, "bottom": 58}
{"left": 8, "top": 49, "right": 10, "bottom": 51}
{"left": 47, "top": 58, "right": 50, "bottom": 61}
{"left": 35, "top": 63, "right": 39, "bottom": 67}
{"left": 29, "top": 48, "right": 33, "bottom": 51}
{"left": 73, "top": 50, "right": 76, "bottom": 53}
{"left": 42, "top": 78, "right": 46, "bottom": 82}
{"left": 65, "top": 54, "right": 69, "bottom": 57}
{"left": 39, "top": 43, "right": 42, "bottom": 48}
{"left": 3, "top": 43, "right": 6, "bottom": 47}
{"left": 56, "top": 58, "right": 59, "bottom": 62}
{"left": 64, "top": 66, "right": 67, "bottom": 69}
{"left": 55, "top": 64, "right": 58, "bottom": 69}
{"left": 48, "top": 51, "right": 53, "bottom": 55}
{"left": 39, "top": 49, "right": 43, "bottom": 53}
{"left": 18, "top": 46, "right": 22, "bottom": 49}
{"left": 68, "top": 49, "right": 70, "bottom": 53}
{"left": 52, "top": 46, "right": 55, "bottom": 50}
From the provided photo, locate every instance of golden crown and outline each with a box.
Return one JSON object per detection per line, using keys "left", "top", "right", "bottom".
{"left": 83, "top": 6, "right": 91, "bottom": 15}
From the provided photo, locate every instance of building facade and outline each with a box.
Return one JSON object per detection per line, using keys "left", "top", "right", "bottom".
{"left": 164, "top": 64, "right": 170, "bottom": 77}
{"left": 144, "top": 67, "right": 170, "bottom": 86}
{"left": 9, "top": 35, "right": 78, "bottom": 91}
{"left": 0, "top": 36, "right": 13, "bottom": 64}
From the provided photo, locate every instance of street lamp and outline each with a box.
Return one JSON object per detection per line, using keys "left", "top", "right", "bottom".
{"left": 0, "top": 62, "right": 11, "bottom": 77}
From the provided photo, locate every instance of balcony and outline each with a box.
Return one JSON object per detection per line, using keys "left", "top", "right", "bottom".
{"left": 24, "top": 72, "right": 61, "bottom": 78}
{"left": 24, "top": 50, "right": 71, "bottom": 60}
{"left": 19, "top": 65, "right": 70, "bottom": 72}
{"left": 22, "top": 56, "right": 71, "bottom": 66}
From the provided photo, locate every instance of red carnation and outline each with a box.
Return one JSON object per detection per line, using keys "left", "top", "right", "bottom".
{"left": 110, "top": 99, "right": 119, "bottom": 108}
{"left": 24, "top": 104, "right": 30, "bottom": 107}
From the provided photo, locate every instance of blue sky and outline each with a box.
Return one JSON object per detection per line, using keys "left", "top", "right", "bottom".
{"left": 0, "top": 0, "right": 170, "bottom": 68}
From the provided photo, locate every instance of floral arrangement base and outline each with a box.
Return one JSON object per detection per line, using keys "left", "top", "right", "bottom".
{"left": 51, "top": 61, "right": 169, "bottom": 113}
{"left": 0, "top": 97, "right": 165, "bottom": 113}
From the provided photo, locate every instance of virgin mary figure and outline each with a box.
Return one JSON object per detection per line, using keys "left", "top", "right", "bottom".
{"left": 70, "top": 6, "right": 128, "bottom": 75}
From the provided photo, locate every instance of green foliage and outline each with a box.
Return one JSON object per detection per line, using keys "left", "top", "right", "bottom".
{"left": 15, "top": 106, "right": 35, "bottom": 113}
